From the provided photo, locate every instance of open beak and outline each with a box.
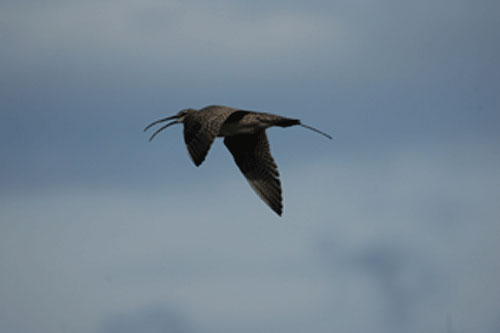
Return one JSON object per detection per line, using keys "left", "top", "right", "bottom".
{"left": 144, "top": 115, "right": 179, "bottom": 141}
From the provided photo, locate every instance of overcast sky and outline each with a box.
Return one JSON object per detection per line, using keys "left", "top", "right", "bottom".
{"left": 1, "top": 1, "right": 499, "bottom": 332}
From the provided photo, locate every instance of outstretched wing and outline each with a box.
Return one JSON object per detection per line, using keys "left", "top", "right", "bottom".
{"left": 224, "top": 131, "right": 283, "bottom": 216}
{"left": 183, "top": 106, "right": 236, "bottom": 166}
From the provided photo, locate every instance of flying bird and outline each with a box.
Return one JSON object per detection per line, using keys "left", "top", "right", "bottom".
{"left": 144, "top": 105, "right": 331, "bottom": 216}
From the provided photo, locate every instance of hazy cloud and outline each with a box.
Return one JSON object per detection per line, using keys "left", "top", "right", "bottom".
{"left": 1, "top": 142, "right": 499, "bottom": 332}
{"left": 101, "top": 304, "right": 192, "bottom": 333}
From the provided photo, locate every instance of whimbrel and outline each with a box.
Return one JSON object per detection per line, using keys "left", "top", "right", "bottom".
{"left": 145, "top": 105, "right": 331, "bottom": 216}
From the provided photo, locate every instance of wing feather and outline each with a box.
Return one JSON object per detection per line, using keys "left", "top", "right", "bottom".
{"left": 224, "top": 131, "right": 283, "bottom": 216}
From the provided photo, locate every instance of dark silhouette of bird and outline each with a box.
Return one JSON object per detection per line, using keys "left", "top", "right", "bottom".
{"left": 144, "top": 105, "right": 331, "bottom": 216}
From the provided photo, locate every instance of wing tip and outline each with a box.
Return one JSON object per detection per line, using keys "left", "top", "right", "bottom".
{"left": 274, "top": 201, "right": 283, "bottom": 216}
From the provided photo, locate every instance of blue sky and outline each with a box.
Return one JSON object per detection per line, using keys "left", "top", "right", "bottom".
{"left": 1, "top": 1, "right": 499, "bottom": 332}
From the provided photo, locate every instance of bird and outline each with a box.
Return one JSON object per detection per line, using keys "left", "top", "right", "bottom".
{"left": 144, "top": 105, "right": 332, "bottom": 216}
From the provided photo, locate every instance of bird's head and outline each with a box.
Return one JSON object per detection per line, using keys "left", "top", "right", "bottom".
{"left": 174, "top": 108, "right": 197, "bottom": 122}
{"left": 144, "top": 108, "right": 197, "bottom": 141}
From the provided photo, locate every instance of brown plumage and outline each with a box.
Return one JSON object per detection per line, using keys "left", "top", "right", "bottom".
{"left": 144, "top": 105, "right": 331, "bottom": 216}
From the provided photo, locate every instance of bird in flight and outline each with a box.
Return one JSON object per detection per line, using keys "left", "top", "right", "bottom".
{"left": 145, "top": 105, "right": 331, "bottom": 216}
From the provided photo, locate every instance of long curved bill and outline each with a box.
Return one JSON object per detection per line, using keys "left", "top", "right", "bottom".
{"left": 144, "top": 115, "right": 179, "bottom": 141}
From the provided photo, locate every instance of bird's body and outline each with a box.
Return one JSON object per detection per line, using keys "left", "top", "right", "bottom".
{"left": 145, "top": 105, "right": 331, "bottom": 216}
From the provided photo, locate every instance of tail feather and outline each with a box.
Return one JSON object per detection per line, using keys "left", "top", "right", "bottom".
{"left": 275, "top": 118, "right": 300, "bottom": 127}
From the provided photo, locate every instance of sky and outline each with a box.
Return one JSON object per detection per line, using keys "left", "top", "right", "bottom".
{"left": 1, "top": 0, "right": 499, "bottom": 332}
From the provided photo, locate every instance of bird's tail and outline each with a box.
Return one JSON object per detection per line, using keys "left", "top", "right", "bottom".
{"left": 275, "top": 118, "right": 301, "bottom": 127}
{"left": 274, "top": 117, "right": 332, "bottom": 140}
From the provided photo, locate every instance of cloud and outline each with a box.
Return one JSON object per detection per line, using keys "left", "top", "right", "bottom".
{"left": 318, "top": 239, "right": 442, "bottom": 332}
{"left": 1, "top": 141, "right": 499, "bottom": 333}
{"left": 100, "top": 304, "right": 192, "bottom": 333}
{"left": 302, "top": 143, "right": 500, "bottom": 333}
{"left": 1, "top": 1, "right": 499, "bottom": 330}
{"left": 3, "top": 0, "right": 498, "bottom": 84}
{"left": 1, "top": 1, "right": 340, "bottom": 75}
